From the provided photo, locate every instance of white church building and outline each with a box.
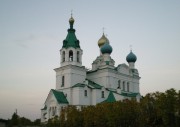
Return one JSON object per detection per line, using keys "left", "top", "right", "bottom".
{"left": 41, "top": 15, "right": 141, "bottom": 122}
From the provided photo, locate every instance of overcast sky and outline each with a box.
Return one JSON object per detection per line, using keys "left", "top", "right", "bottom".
{"left": 0, "top": 0, "right": 180, "bottom": 120}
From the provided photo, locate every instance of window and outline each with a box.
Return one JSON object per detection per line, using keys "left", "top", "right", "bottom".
{"left": 69, "top": 50, "right": 73, "bottom": 61}
{"left": 62, "top": 51, "right": 65, "bottom": 62}
{"left": 123, "top": 81, "right": 125, "bottom": 91}
{"left": 77, "top": 51, "right": 79, "bottom": 62}
{"left": 102, "top": 91, "right": 104, "bottom": 98}
{"left": 61, "top": 76, "right": 65, "bottom": 87}
{"left": 84, "top": 90, "right": 87, "bottom": 97}
{"left": 118, "top": 80, "right": 121, "bottom": 89}
{"left": 127, "top": 82, "right": 129, "bottom": 92}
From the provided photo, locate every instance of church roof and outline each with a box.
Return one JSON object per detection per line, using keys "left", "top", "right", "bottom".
{"left": 62, "top": 16, "right": 80, "bottom": 49}
{"left": 51, "top": 89, "right": 69, "bottom": 104}
{"left": 102, "top": 91, "right": 116, "bottom": 103}
{"left": 87, "top": 79, "right": 103, "bottom": 89}
{"left": 121, "top": 92, "right": 139, "bottom": 97}
{"left": 71, "top": 83, "right": 86, "bottom": 88}
{"left": 106, "top": 88, "right": 139, "bottom": 98}
{"left": 71, "top": 79, "right": 103, "bottom": 89}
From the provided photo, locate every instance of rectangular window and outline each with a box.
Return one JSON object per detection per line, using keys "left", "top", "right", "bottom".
{"left": 123, "top": 81, "right": 125, "bottom": 91}
{"left": 84, "top": 90, "right": 87, "bottom": 97}
{"left": 102, "top": 91, "right": 104, "bottom": 98}
{"left": 118, "top": 80, "right": 121, "bottom": 89}
{"left": 61, "top": 76, "right": 64, "bottom": 87}
{"left": 62, "top": 51, "right": 65, "bottom": 62}
{"left": 77, "top": 51, "right": 79, "bottom": 62}
{"left": 127, "top": 82, "right": 129, "bottom": 92}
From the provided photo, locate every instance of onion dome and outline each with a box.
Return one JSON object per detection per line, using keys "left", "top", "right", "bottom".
{"left": 69, "top": 16, "right": 74, "bottom": 24}
{"left": 101, "top": 42, "right": 113, "bottom": 54}
{"left": 98, "top": 33, "right": 109, "bottom": 47}
{"left": 126, "top": 51, "right": 137, "bottom": 63}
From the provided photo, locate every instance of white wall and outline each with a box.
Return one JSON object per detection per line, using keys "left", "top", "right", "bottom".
{"left": 87, "top": 67, "right": 140, "bottom": 93}
{"left": 55, "top": 65, "right": 86, "bottom": 89}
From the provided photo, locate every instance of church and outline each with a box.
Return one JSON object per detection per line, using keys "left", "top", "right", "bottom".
{"left": 41, "top": 15, "right": 141, "bottom": 122}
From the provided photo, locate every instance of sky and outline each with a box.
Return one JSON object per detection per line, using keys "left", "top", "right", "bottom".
{"left": 0, "top": 0, "right": 180, "bottom": 120}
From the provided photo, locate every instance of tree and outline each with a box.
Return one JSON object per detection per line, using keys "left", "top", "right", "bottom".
{"left": 9, "top": 112, "right": 20, "bottom": 126}
{"left": 33, "top": 119, "right": 40, "bottom": 125}
{"left": 51, "top": 88, "right": 180, "bottom": 127}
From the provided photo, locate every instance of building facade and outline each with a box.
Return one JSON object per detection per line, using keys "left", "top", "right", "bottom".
{"left": 41, "top": 15, "right": 141, "bottom": 122}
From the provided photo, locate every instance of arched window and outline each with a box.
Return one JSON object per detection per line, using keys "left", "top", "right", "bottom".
{"left": 118, "top": 80, "right": 121, "bottom": 89}
{"left": 123, "top": 81, "right": 125, "bottom": 91}
{"left": 102, "top": 91, "right": 104, "bottom": 98}
{"left": 77, "top": 51, "right": 79, "bottom": 62}
{"left": 69, "top": 50, "right": 73, "bottom": 61}
{"left": 62, "top": 51, "right": 65, "bottom": 62}
{"left": 61, "top": 76, "right": 65, "bottom": 87}
{"left": 84, "top": 90, "right": 87, "bottom": 97}
{"left": 127, "top": 82, "right": 129, "bottom": 92}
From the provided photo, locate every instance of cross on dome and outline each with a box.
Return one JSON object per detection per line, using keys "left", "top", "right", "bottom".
{"left": 129, "top": 45, "right": 132, "bottom": 52}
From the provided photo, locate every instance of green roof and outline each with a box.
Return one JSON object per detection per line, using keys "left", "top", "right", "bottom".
{"left": 71, "top": 83, "right": 86, "bottom": 88}
{"left": 102, "top": 91, "right": 116, "bottom": 103}
{"left": 71, "top": 80, "right": 103, "bottom": 89}
{"left": 86, "top": 79, "right": 103, "bottom": 89}
{"left": 51, "top": 89, "right": 69, "bottom": 104}
{"left": 106, "top": 88, "right": 117, "bottom": 92}
{"left": 62, "top": 18, "right": 80, "bottom": 49}
{"left": 121, "top": 92, "right": 139, "bottom": 97}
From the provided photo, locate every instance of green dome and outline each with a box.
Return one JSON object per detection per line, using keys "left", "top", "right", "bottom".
{"left": 101, "top": 42, "right": 112, "bottom": 54}
{"left": 126, "top": 51, "right": 137, "bottom": 63}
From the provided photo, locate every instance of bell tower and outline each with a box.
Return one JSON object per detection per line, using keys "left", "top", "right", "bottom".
{"left": 54, "top": 14, "right": 86, "bottom": 90}
{"left": 60, "top": 14, "right": 82, "bottom": 67}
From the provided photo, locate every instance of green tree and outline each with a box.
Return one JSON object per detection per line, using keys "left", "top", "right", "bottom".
{"left": 19, "top": 117, "right": 32, "bottom": 126}
{"left": 82, "top": 106, "right": 96, "bottom": 127}
{"left": 55, "top": 88, "right": 180, "bottom": 127}
{"left": 33, "top": 118, "right": 40, "bottom": 125}
{"left": 9, "top": 112, "right": 20, "bottom": 126}
{"left": 60, "top": 108, "right": 66, "bottom": 127}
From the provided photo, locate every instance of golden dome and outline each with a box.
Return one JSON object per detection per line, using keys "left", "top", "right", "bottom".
{"left": 98, "top": 33, "right": 109, "bottom": 47}
{"left": 69, "top": 16, "right": 74, "bottom": 24}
